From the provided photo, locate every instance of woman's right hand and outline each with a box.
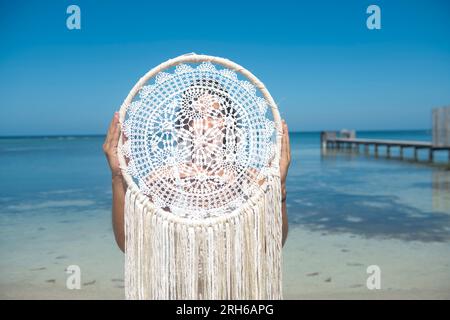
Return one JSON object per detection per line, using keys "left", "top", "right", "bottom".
{"left": 103, "top": 112, "right": 124, "bottom": 179}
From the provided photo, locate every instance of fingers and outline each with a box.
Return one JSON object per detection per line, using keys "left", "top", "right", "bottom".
{"left": 281, "top": 119, "right": 288, "bottom": 160}
{"left": 111, "top": 112, "right": 120, "bottom": 147}
{"left": 284, "top": 120, "right": 291, "bottom": 163}
{"left": 279, "top": 119, "right": 291, "bottom": 177}
{"left": 107, "top": 113, "right": 118, "bottom": 140}
{"left": 112, "top": 112, "right": 129, "bottom": 165}
{"left": 103, "top": 112, "right": 119, "bottom": 154}
{"left": 112, "top": 113, "right": 128, "bottom": 166}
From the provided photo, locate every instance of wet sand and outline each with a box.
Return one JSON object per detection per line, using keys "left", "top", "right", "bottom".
{"left": 2, "top": 224, "right": 449, "bottom": 299}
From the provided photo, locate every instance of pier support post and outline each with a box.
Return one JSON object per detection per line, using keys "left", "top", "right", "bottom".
{"left": 429, "top": 149, "right": 434, "bottom": 162}
{"left": 364, "top": 144, "right": 369, "bottom": 154}
{"left": 414, "top": 147, "right": 418, "bottom": 160}
{"left": 375, "top": 144, "right": 378, "bottom": 157}
{"left": 400, "top": 147, "right": 404, "bottom": 159}
{"left": 387, "top": 146, "right": 391, "bottom": 158}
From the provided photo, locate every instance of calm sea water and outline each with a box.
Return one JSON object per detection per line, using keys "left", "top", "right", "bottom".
{"left": 288, "top": 130, "right": 450, "bottom": 242}
{"left": 0, "top": 130, "right": 449, "bottom": 298}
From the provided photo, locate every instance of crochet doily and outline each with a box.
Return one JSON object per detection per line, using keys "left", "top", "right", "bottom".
{"left": 121, "top": 61, "right": 276, "bottom": 218}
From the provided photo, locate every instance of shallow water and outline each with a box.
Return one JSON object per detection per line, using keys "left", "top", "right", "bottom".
{"left": 0, "top": 131, "right": 449, "bottom": 299}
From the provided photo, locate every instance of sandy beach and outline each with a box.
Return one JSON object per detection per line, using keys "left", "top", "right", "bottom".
{"left": 283, "top": 226, "right": 450, "bottom": 299}
{"left": 1, "top": 223, "right": 449, "bottom": 300}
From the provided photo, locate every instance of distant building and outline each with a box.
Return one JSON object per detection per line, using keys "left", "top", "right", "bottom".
{"left": 432, "top": 106, "right": 450, "bottom": 147}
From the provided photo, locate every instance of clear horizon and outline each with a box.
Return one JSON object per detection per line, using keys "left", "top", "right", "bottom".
{"left": 0, "top": 128, "right": 434, "bottom": 138}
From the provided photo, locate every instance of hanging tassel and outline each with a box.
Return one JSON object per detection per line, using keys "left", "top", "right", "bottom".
{"left": 124, "top": 173, "right": 283, "bottom": 300}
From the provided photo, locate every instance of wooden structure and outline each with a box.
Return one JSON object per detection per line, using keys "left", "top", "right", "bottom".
{"left": 321, "top": 107, "right": 450, "bottom": 163}
{"left": 433, "top": 106, "right": 450, "bottom": 147}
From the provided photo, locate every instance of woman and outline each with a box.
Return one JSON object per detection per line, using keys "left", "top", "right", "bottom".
{"left": 103, "top": 108, "right": 291, "bottom": 253}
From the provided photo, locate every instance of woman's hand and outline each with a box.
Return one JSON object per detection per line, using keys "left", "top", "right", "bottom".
{"left": 280, "top": 119, "right": 291, "bottom": 184}
{"left": 280, "top": 119, "right": 291, "bottom": 199}
{"left": 103, "top": 112, "right": 124, "bottom": 179}
{"left": 104, "top": 112, "right": 127, "bottom": 252}
{"left": 279, "top": 119, "right": 290, "bottom": 246}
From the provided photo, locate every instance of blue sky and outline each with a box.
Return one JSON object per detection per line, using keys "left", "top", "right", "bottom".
{"left": 1, "top": 0, "right": 449, "bottom": 135}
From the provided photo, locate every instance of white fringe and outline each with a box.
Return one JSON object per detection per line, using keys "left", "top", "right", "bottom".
{"left": 124, "top": 174, "right": 283, "bottom": 300}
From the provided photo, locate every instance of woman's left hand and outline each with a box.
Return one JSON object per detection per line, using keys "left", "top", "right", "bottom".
{"left": 280, "top": 119, "right": 291, "bottom": 187}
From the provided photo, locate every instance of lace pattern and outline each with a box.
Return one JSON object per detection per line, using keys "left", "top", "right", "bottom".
{"left": 121, "top": 62, "right": 276, "bottom": 219}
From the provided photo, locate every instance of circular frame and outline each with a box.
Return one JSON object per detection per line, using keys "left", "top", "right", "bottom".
{"left": 118, "top": 53, "right": 282, "bottom": 224}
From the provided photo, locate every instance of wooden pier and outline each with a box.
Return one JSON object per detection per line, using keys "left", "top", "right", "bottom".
{"left": 321, "top": 131, "right": 450, "bottom": 162}
{"left": 321, "top": 107, "right": 450, "bottom": 163}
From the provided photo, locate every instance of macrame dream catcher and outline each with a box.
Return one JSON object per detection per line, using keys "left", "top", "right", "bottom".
{"left": 118, "top": 53, "right": 283, "bottom": 299}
